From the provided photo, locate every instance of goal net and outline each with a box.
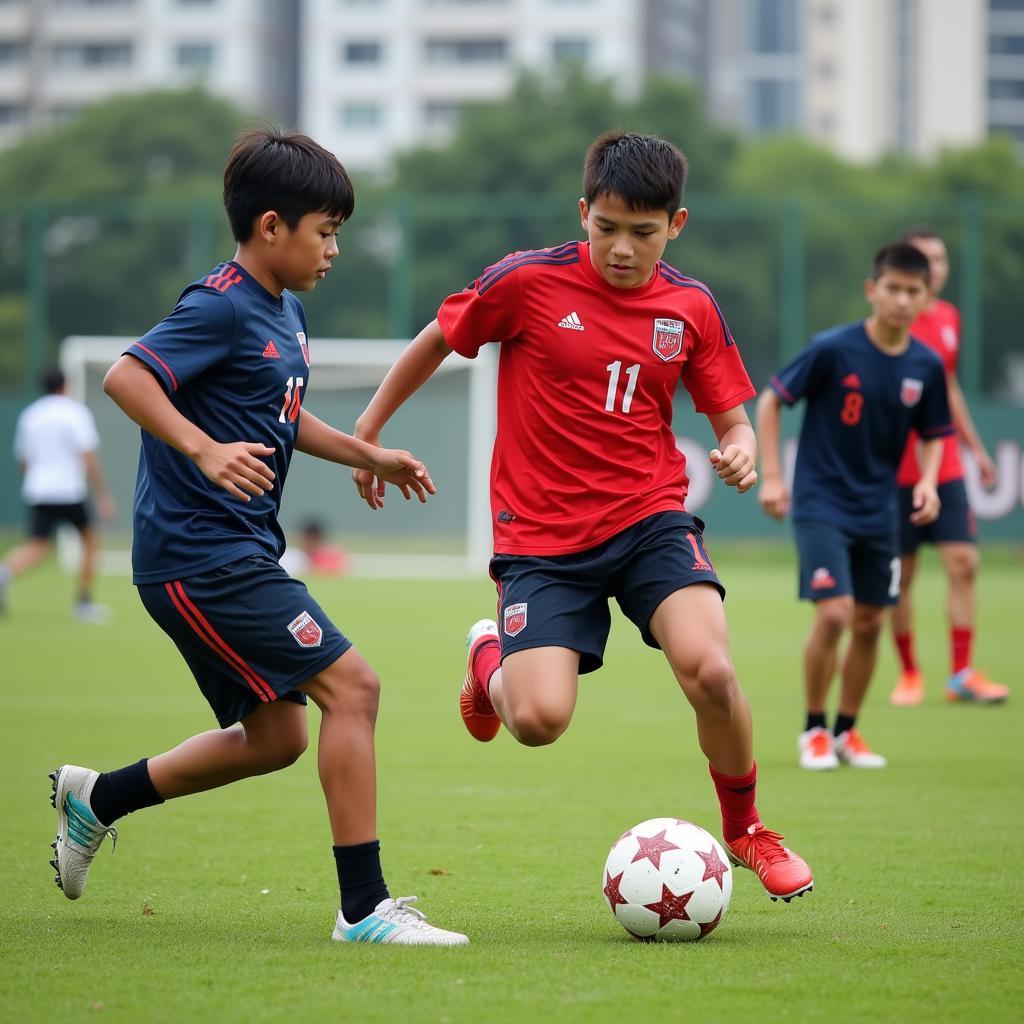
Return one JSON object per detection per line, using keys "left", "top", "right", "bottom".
{"left": 59, "top": 336, "right": 497, "bottom": 578}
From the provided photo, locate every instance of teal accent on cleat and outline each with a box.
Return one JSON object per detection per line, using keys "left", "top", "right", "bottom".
{"left": 332, "top": 896, "right": 468, "bottom": 946}
{"left": 51, "top": 765, "right": 117, "bottom": 900}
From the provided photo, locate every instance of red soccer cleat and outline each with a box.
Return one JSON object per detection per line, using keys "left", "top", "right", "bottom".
{"left": 724, "top": 824, "right": 814, "bottom": 902}
{"left": 460, "top": 619, "right": 502, "bottom": 742}
{"left": 890, "top": 668, "right": 925, "bottom": 706}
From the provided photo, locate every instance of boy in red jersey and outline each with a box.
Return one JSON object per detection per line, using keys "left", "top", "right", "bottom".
{"left": 353, "top": 131, "right": 813, "bottom": 904}
{"left": 889, "top": 229, "right": 1009, "bottom": 707}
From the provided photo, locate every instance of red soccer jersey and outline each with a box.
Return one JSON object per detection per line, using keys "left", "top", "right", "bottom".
{"left": 896, "top": 298, "right": 962, "bottom": 486}
{"left": 437, "top": 240, "right": 755, "bottom": 556}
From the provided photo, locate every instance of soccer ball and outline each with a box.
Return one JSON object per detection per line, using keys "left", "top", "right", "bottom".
{"left": 602, "top": 817, "right": 732, "bottom": 942}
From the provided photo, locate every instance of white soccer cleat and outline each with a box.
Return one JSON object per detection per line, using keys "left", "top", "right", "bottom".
{"left": 798, "top": 727, "right": 839, "bottom": 770}
{"left": 833, "top": 729, "right": 887, "bottom": 768}
{"left": 74, "top": 601, "right": 112, "bottom": 625}
{"left": 332, "top": 896, "right": 469, "bottom": 946}
{"left": 49, "top": 765, "right": 117, "bottom": 900}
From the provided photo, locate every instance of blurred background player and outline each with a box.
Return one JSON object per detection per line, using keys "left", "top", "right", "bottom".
{"left": 889, "top": 228, "right": 1009, "bottom": 707}
{"left": 757, "top": 244, "right": 953, "bottom": 771}
{"left": 352, "top": 131, "right": 814, "bottom": 905}
{"left": 280, "top": 518, "right": 349, "bottom": 578}
{"left": 0, "top": 368, "right": 115, "bottom": 623}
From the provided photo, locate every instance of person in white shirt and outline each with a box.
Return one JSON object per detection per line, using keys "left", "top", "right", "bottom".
{"left": 0, "top": 369, "right": 116, "bottom": 621}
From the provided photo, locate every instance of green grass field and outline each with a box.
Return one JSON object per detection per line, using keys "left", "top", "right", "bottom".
{"left": 2, "top": 546, "right": 1022, "bottom": 1023}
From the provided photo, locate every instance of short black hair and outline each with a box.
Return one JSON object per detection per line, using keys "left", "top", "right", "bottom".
{"left": 583, "top": 131, "right": 688, "bottom": 219}
{"left": 223, "top": 127, "right": 355, "bottom": 242}
{"left": 41, "top": 368, "right": 65, "bottom": 394}
{"left": 871, "top": 243, "right": 931, "bottom": 284}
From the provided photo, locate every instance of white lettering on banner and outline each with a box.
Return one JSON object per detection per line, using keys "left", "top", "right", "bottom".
{"left": 962, "top": 443, "right": 1024, "bottom": 520}
{"left": 674, "top": 437, "right": 1024, "bottom": 522}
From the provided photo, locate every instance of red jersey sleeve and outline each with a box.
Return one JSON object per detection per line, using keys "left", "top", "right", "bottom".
{"left": 437, "top": 255, "right": 526, "bottom": 359}
{"left": 679, "top": 291, "right": 755, "bottom": 414}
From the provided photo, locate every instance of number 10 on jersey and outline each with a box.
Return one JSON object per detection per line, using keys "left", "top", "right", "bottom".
{"left": 606, "top": 361, "right": 640, "bottom": 414}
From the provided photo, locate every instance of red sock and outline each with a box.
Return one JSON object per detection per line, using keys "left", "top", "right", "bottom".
{"left": 951, "top": 627, "right": 973, "bottom": 675}
{"left": 709, "top": 763, "right": 760, "bottom": 843}
{"left": 471, "top": 638, "right": 501, "bottom": 697}
{"left": 894, "top": 632, "right": 917, "bottom": 673}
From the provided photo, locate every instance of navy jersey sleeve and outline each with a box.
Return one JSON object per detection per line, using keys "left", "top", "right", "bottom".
{"left": 770, "top": 337, "right": 831, "bottom": 406}
{"left": 913, "top": 358, "right": 955, "bottom": 440}
{"left": 127, "top": 288, "right": 236, "bottom": 394}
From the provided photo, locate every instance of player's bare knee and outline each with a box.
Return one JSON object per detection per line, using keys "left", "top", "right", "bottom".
{"left": 947, "top": 549, "right": 978, "bottom": 587}
{"left": 691, "top": 655, "right": 738, "bottom": 714}
{"left": 851, "top": 607, "right": 885, "bottom": 642}
{"left": 505, "top": 704, "right": 569, "bottom": 747}
{"left": 312, "top": 657, "right": 381, "bottom": 721}
{"left": 814, "top": 599, "right": 852, "bottom": 642}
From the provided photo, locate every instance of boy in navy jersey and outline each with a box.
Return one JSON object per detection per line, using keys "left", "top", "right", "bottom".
{"left": 756, "top": 244, "right": 953, "bottom": 772}
{"left": 352, "top": 131, "right": 814, "bottom": 907}
{"left": 48, "top": 128, "right": 467, "bottom": 946}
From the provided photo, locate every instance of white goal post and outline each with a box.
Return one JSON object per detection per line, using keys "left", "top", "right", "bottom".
{"left": 59, "top": 336, "right": 497, "bottom": 578}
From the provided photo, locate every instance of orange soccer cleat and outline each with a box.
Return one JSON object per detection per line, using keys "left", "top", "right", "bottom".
{"left": 724, "top": 824, "right": 814, "bottom": 903}
{"left": 946, "top": 669, "right": 1010, "bottom": 705}
{"left": 890, "top": 668, "right": 925, "bottom": 706}
{"left": 460, "top": 619, "right": 502, "bottom": 741}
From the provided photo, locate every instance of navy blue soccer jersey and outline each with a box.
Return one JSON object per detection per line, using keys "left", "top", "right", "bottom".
{"left": 770, "top": 321, "right": 953, "bottom": 534}
{"left": 126, "top": 261, "right": 312, "bottom": 584}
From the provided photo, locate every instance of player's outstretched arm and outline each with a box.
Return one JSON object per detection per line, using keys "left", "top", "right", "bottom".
{"left": 351, "top": 319, "right": 453, "bottom": 509}
{"left": 103, "top": 354, "right": 276, "bottom": 503}
{"left": 909, "top": 438, "right": 943, "bottom": 526}
{"left": 754, "top": 388, "right": 789, "bottom": 519}
{"left": 707, "top": 404, "right": 757, "bottom": 494}
{"left": 295, "top": 409, "right": 435, "bottom": 506}
{"left": 947, "top": 374, "right": 997, "bottom": 487}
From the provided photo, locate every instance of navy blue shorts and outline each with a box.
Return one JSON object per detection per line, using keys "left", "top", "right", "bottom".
{"left": 489, "top": 511, "right": 725, "bottom": 674}
{"left": 137, "top": 554, "right": 351, "bottom": 728}
{"left": 899, "top": 480, "right": 976, "bottom": 554}
{"left": 793, "top": 520, "right": 901, "bottom": 607}
{"left": 29, "top": 501, "right": 90, "bottom": 539}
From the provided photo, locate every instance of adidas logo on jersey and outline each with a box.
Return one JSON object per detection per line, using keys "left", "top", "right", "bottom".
{"left": 841, "top": 373, "right": 861, "bottom": 389}
{"left": 557, "top": 311, "right": 585, "bottom": 331}
{"left": 263, "top": 340, "right": 281, "bottom": 359}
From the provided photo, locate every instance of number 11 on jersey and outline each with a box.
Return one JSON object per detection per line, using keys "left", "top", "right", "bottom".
{"left": 279, "top": 375, "right": 304, "bottom": 424}
{"left": 606, "top": 361, "right": 640, "bottom": 414}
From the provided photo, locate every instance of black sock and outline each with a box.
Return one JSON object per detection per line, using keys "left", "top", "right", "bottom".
{"left": 833, "top": 713, "right": 856, "bottom": 737}
{"left": 90, "top": 758, "right": 164, "bottom": 826}
{"left": 805, "top": 711, "right": 827, "bottom": 732}
{"left": 335, "top": 840, "right": 390, "bottom": 924}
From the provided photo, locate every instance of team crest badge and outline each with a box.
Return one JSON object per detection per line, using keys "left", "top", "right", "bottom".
{"left": 296, "top": 331, "right": 310, "bottom": 367}
{"left": 503, "top": 602, "right": 527, "bottom": 637}
{"left": 899, "top": 378, "right": 923, "bottom": 407}
{"left": 287, "top": 610, "right": 322, "bottom": 648}
{"left": 652, "top": 318, "right": 684, "bottom": 361}
{"left": 941, "top": 325, "right": 958, "bottom": 352}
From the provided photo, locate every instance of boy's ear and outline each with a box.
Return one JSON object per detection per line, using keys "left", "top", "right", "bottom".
{"left": 579, "top": 197, "right": 589, "bottom": 228}
{"left": 257, "top": 210, "right": 281, "bottom": 242}
{"left": 668, "top": 208, "right": 688, "bottom": 239}
{"left": 863, "top": 277, "right": 876, "bottom": 304}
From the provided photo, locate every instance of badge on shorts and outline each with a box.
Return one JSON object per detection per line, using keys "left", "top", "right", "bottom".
{"left": 297, "top": 331, "right": 310, "bottom": 367}
{"left": 288, "top": 610, "right": 322, "bottom": 647}
{"left": 900, "top": 378, "right": 923, "bottom": 407}
{"left": 652, "top": 318, "right": 684, "bottom": 361}
{"left": 503, "top": 602, "right": 527, "bottom": 637}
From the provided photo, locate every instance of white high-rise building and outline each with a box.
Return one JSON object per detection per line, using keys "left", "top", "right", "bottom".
{"left": 299, "top": 0, "right": 705, "bottom": 170}
{"left": 0, "top": 0, "right": 298, "bottom": 149}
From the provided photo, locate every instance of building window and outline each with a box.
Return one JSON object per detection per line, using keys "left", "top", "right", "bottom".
{"left": 0, "top": 103, "right": 26, "bottom": 124}
{"left": 991, "top": 0, "right": 1024, "bottom": 11}
{"left": 422, "top": 100, "right": 463, "bottom": 129}
{"left": 343, "top": 40, "right": 383, "bottom": 64}
{"left": 55, "top": 0, "right": 135, "bottom": 7}
{"left": 341, "top": 101, "right": 383, "bottom": 130}
{"left": 991, "top": 34, "right": 1024, "bottom": 55}
{"left": 989, "top": 78, "right": 1024, "bottom": 99}
{"left": 175, "top": 42, "right": 215, "bottom": 70}
{"left": 52, "top": 42, "right": 133, "bottom": 70}
{"left": 751, "top": 79, "right": 799, "bottom": 131}
{"left": 751, "top": 0, "right": 799, "bottom": 54}
{"left": 0, "top": 40, "right": 27, "bottom": 65}
{"left": 424, "top": 37, "right": 508, "bottom": 64}
{"left": 552, "top": 37, "right": 589, "bottom": 62}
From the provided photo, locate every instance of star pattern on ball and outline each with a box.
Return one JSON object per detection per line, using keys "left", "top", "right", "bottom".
{"left": 697, "top": 845, "right": 729, "bottom": 890}
{"left": 643, "top": 884, "right": 694, "bottom": 929}
{"left": 698, "top": 908, "right": 723, "bottom": 939}
{"left": 603, "top": 870, "right": 629, "bottom": 911}
{"left": 631, "top": 829, "right": 680, "bottom": 869}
